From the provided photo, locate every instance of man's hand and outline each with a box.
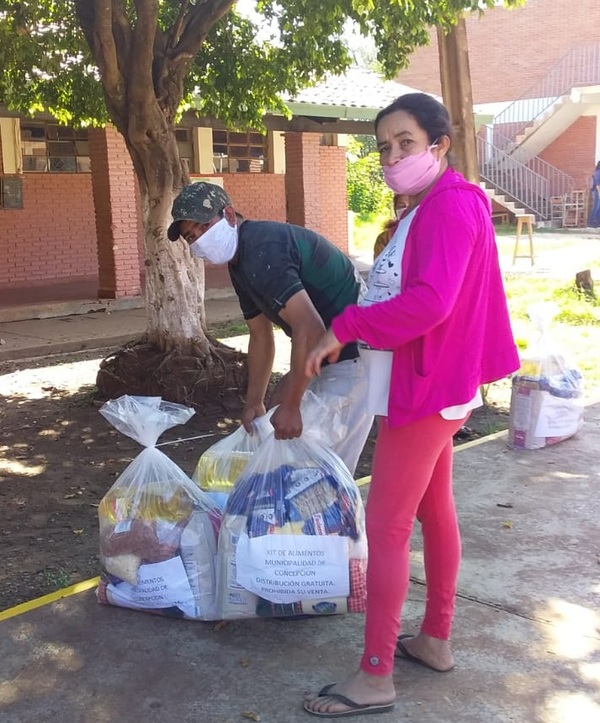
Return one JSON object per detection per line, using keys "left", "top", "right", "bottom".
{"left": 241, "top": 401, "right": 267, "bottom": 434}
{"left": 270, "top": 402, "right": 303, "bottom": 440}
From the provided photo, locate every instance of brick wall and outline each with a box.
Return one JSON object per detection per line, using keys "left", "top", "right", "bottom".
{"left": 2, "top": 126, "right": 346, "bottom": 307}
{"left": 539, "top": 116, "right": 597, "bottom": 190}
{"left": 0, "top": 173, "right": 97, "bottom": 288}
{"left": 221, "top": 173, "right": 286, "bottom": 221}
{"left": 398, "top": 0, "right": 600, "bottom": 104}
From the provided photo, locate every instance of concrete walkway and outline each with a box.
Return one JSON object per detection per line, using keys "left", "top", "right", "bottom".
{"left": 0, "top": 296, "right": 245, "bottom": 363}
{"left": 1, "top": 408, "right": 599, "bottom": 722}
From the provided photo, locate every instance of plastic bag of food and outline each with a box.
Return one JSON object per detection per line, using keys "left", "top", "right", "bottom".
{"left": 508, "top": 303, "right": 584, "bottom": 450}
{"left": 96, "top": 395, "right": 222, "bottom": 620}
{"left": 193, "top": 412, "right": 274, "bottom": 494}
{"left": 216, "top": 392, "right": 367, "bottom": 620}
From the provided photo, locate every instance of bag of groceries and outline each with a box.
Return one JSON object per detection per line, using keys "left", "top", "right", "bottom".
{"left": 96, "top": 395, "right": 221, "bottom": 620}
{"left": 508, "top": 303, "right": 584, "bottom": 450}
{"left": 216, "top": 392, "right": 367, "bottom": 620}
{"left": 193, "top": 412, "right": 274, "bottom": 496}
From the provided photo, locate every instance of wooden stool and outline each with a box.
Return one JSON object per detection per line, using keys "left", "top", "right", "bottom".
{"left": 513, "top": 215, "right": 535, "bottom": 265}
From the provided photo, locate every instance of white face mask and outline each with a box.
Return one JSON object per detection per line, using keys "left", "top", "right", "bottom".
{"left": 189, "top": 217, "right": 238, "bottom": 264}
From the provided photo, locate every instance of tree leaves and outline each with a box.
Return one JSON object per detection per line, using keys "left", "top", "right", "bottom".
{"left": 0, "top": 0, "right": 522, "bottom": 130}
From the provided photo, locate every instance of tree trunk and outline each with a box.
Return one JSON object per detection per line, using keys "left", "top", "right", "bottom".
{"left": 140, "top": 173, "right": 210, "bottom": 357}
{"left": 96, "top": 120, "right": 248, "bottom": 408}
{"left": 437, "top": 18, "right": 480, "bottom": 184}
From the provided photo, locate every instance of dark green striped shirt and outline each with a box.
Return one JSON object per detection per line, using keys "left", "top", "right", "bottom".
{"left": 228, "top": 220, "right": 362, "bottom": 360}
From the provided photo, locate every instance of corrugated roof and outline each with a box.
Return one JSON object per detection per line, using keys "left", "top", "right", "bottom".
{"left": 285, "top": 67, "right": 438, "bottom": 120}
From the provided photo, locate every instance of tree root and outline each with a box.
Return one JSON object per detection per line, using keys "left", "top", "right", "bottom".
{"left": 95, "top": 339, "right": 248, "bottom": 411}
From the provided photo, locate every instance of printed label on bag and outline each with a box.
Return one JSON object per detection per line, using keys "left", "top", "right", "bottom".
{"left": 235, "top": 533, "right": 349, "bottom": 604}
{"left": 106, "top": 556, "right": 195, "bottom": 617}
{"left": 534, "top": 394, "right": 583, "bottom": 437}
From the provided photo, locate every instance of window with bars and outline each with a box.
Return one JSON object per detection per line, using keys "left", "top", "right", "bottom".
{"left": 212, "top": 130, "right": 267, "bottom": 173}
{"left": 20, "top": 122, "right": 91, "bottom": 173}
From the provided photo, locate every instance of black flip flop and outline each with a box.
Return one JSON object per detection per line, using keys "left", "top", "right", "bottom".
{"left": 303, "top": 683, "right": 395, "bottom": 718}
{"left": 394, "top": 634, "right": 455, "bottom": 673}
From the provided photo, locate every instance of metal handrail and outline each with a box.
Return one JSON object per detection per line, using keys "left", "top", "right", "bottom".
{"left": 476, "top": 133, "right": 574, "bottom": 220}
{"left": 493, "top": 44, "right": 600, "bottom": 143}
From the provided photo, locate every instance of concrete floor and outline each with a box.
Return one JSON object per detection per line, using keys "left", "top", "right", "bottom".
{"left": 1, "top": 407, "right": 599, "bottom": 723}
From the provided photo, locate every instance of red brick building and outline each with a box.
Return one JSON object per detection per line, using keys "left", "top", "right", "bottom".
{"left": 2, "top": 1, "right": 599, "bottom": 318}
{"left": 0, "top": 122, "right": 359, "bottom": 317}
{"left": 398, "top": 0, "right": 600, "bottom": 205}
{"left": 0, "top": 68, "right": 401, "bottom": 319}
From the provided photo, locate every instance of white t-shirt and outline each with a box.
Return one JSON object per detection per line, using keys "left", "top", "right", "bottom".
{"left": 358, "top": 208, "right": 482, "bottom": 419}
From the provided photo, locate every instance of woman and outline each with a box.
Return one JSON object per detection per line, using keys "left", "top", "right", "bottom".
{"left": 373, "top": 194, "right": 408, "bottom": 260}
{"left": 303, "top": 93, "right": 519, "bottom": 718}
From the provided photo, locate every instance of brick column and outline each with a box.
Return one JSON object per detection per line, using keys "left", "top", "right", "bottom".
{"left": 317, "top": 144, "right": 349, "bottom": 254}
{"left": 88, "top": 126, "right": 142, "bottom": 298}
{"left": 284, "top": 132, "right": 320, "bottom": 229}
{"left": 284, "top": 132, "right": 348, "bottom": 252}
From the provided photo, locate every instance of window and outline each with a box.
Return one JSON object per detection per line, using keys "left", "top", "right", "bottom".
{"left": 175, "top": 127, "right": 195, "bottom": 174}
{"left": 20, "top": 122, "right": 91, "bottom": 173}
{"left": 212, "top": 130, "right": 267, "bottom": 173}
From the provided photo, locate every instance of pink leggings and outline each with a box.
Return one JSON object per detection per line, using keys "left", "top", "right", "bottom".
{"left": 360, "top": 412, "right": 467, "bottom": 676}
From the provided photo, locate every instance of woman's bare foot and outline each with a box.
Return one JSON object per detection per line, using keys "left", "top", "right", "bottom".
{"left": 303, "top": 668, "right": 396, "bottom": 716}
{"left": 395, "top": 632, "right": 454, "bottom": 672}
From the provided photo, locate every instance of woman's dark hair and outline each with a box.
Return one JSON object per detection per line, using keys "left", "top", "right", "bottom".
{"left": 375, "top": 93, "right": 453, "bottom": 146}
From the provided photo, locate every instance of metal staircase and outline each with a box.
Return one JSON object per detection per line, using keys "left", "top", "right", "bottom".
{"left": 477, "top": 44, "right": 600, "bottom": 222}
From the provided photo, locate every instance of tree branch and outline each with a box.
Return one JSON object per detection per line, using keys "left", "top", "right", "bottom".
{"left": 152, "top": 0, "right": 235, "bottom": 120}
{"left": 166, "top": 0, "right": 192, "bottom": 51}
{"left": 112, "top": 0, "right": 133, "bottom": 80}
{"left": 129, "top": 0, "right": 159, "bottom": 102}
{"left": 174, "top": 0, "right": 235, "bottom": 61}
{"left": 74, "top": 0, "right": 128, "bottom": 126}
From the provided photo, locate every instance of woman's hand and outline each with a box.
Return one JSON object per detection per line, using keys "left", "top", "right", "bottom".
{"left": 305, "top": 329, "right": 344, "bottom": 377}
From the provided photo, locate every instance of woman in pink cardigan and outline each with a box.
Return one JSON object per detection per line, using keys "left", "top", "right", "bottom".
{"left": 303, "top": 93, "right": 519, "bottom": 718}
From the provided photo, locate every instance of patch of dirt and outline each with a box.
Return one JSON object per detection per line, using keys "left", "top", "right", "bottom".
{"left": 0, "top": 348, "right": 510, "bottom": 613}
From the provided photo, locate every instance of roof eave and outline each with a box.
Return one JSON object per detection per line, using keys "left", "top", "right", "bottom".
{"left": 284, "top": 101, "right": 380, "bottom": 121}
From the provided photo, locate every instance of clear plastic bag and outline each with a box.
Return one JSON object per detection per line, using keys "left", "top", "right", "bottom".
{"left": 216, "top": 396, "right": 367, "bottom": 620}
{"left": 508, "top": 303, "right": 584, "bottom": 449}
{"left": 96, "top": 395, "right": 222, "bottom": 620}
{"left": 193, "top": 412, "right": 274, "bottom": 494}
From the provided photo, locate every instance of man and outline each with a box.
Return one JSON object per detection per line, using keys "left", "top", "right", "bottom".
{"left": 168, "top": 181, "right": 372, "bottom": 475}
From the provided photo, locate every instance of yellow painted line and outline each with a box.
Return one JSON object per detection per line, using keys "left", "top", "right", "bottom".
{"left": 0, "top": 431, "right": 509, "bottom": 623}
{"left": 454, "top": 429, "right": 508, "bottom": 452}
{"left": 0, "top": 577, "right": 99, "bottom": 622}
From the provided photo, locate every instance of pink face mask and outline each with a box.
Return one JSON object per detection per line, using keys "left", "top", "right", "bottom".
{"left": 383, "top": 144, "right": 440, "bottom": 196}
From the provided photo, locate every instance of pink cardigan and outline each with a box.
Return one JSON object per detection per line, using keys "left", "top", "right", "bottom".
{"left": 333, "top": 168, "right": 519, "bottom": 427}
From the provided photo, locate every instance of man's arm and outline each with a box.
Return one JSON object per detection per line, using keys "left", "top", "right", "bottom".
{"left": 270, "top": 289, "right": 326, "bottom": 439}
{"left": 241, "top": 313, "right": 275, "bottom": 433}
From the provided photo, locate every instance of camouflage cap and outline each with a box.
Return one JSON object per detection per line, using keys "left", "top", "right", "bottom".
{"left": 167, "top": 182, "right": 232, "bottom": 241}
